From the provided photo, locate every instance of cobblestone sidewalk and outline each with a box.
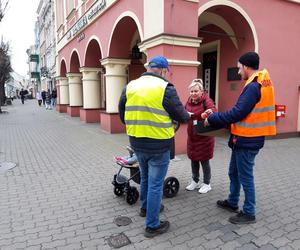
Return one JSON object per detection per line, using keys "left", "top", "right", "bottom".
{"left": 0, "top": 100, "right": 299, "bottom": 249}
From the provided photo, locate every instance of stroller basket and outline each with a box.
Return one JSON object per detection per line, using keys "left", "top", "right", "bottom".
{"left": 129, "top": 167, "right": 140, "bottom": 184}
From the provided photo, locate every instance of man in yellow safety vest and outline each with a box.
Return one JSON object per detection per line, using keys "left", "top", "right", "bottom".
{"left": 119, "top": 55, "right": 190, "bottom": 237}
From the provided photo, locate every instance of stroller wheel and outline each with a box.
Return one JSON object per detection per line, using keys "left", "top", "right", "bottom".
{"left": 125, "top": 186, "right": 139, "bottom": 205}
{"left": 163, "top": 176, "right": 180, "bottom": 198}
{"left": 114, "top": 186, "right": 125, "bottom": 196}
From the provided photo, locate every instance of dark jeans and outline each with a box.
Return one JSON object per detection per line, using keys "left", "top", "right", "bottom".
{"left": 228, "top": 148, "right": 259, "bottom": 216}
{"left": 191, "top": 160, "right": 211, "bottom": 184}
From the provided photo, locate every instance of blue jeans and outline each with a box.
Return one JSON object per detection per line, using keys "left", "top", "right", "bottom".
{"left": 227, "top": 148, "right": 259, "bottom": 216}
{"left": 51, "top": 98, "right": 56, "bottom": 107}
{"left": 135, "top": 150, "right": 170, "bottom": 229}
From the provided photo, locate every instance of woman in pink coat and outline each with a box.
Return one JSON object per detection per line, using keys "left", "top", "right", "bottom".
{"left": 185, "top": 79, "right": 217, "bottom": 193}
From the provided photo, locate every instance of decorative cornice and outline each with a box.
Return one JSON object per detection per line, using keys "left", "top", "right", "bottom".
{"left": 66, "top": 73, "right": 82, "bottom": 78}
{"left": 144, "top": 58, "right": 200, "bottom": 68}
{"left": 79, "top": 67, "right": 102, "bottom": 73}
{"left": 139, "top": 34, "right": 202, "bottom": 52}
{"left": 100, "top": 58, "right": 131, "bottom": 66}
{"left": 56, "top": 76, "right": 68, "bottom": 81}
{"left": 168, "top": 59, "right": 201, "bottom": 67}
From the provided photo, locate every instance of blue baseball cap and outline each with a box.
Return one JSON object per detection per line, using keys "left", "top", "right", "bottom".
{"left": 148, "top": 55, "right": 169, "bottom": 70}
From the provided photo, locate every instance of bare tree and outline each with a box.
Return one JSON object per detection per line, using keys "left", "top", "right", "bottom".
{"left": 0, "top": 38, "right": 12, "bottom": 112}
{"left": 0, "top": 0, "right": 11, "bottom": 112}
{"left": 0, "top": 0, "right": 9, "bottom": 22}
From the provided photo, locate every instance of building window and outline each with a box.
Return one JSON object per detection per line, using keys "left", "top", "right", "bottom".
{"left": 67, "top": 0, "right": 75, "bottom": 14}
{"left": 55, "top": 0, "right": 64, "bottom": 28}
{"left": 66, "top": 0, "right": 76, "bottom": 20}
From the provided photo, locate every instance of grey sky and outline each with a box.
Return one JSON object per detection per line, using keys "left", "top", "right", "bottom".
{"left": 0, "top": 0, "right": 40, "bottom": 77}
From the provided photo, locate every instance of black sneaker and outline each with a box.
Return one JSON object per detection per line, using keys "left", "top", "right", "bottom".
{"left": 229, "top": 211, "right": 256, "bottom": 224}
{"left": 144, "top": 220, "right": 170, "bottom": 238}
{"left": 139, "top": 204, "right": 165, "bottom": 217}
{"left": 217, "top": 200, "right": 238, "bottom": 212}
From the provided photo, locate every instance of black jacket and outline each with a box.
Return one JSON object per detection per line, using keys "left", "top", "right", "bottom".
{"left": 119, "top": 72, "right": 190, "bottom": 154}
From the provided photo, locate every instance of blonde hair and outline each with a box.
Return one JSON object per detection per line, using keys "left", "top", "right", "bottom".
{"left": 188, "top": 79, "right": 204, "bottom": 91}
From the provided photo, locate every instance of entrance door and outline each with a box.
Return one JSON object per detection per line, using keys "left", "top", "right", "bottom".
{"left": 203, "top": 51, "right": 217, "bottom": 102}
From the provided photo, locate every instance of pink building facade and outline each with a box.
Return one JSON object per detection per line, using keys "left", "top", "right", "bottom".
{"left": 55, "top": 0, "right": 300, "bottom": 154}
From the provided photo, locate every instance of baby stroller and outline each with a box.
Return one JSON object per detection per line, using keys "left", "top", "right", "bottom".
{"left": 112, "top": 122, "right": 181, "bottom": 205}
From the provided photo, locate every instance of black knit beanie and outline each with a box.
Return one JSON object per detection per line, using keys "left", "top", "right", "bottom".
{"left": 238, "top": 52, "right": 259, "bottom": 70}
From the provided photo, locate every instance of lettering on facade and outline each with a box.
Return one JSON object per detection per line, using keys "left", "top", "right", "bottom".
{"left": 67, "top": 0, "right": 106, "bottom": 40}
{"left": 77, "top": 32, "right": 85, "bottom": 42}
{"left": 88, "top": 0, "right": 106, "bottom": 20}
{"left": 72, "top": 15, "right": 88, "bottom": 37}
{"left": 67, "top": 31, "right": 72, "bottom": 40}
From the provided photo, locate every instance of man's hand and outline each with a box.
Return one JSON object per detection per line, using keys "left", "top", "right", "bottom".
{"left": 201, "top": 109, "right": 213, "bottom": 119}
{"left": 201, "top": 112, "right": 208, "bottom": 119}
{"left": 205, "top": 109, "right": 213, "bottom": 115}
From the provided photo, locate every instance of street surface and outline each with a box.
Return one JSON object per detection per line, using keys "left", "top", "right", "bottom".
{"left": 0, "top": 100, "right": 299, "bottom": 249}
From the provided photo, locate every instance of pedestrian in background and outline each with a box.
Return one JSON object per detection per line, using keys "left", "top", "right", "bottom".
{"left": 119, "top": 55, "right": 190, "bottom": 238}
{"left": 45, "top": 89, "right": 52, "bottom": 110}
{"left": 41, "top": 90, "right": 46, "bottom": 106}
{"left": 36, "top": 91, "right": 42, "bottom": 106}
{"left": 185, "top": 79, "right": 217, "bottom": 194}
{"left": 19, "top": 88, "right": 26, "bottom": 104}
{"left": 51, "top": 88, "right": 57, "bottom": 108}
{"left": 205, "top": 52, "right": 276, "bottom": 224}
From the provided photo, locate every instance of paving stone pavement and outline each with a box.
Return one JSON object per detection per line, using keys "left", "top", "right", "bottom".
{"left": 0, "top": 100, "right": 300, "bottom": 250}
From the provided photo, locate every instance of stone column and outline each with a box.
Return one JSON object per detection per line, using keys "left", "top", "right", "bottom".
{"left": 79, "top": 67, "right": 101, "bottom": 123}
{"left": 101, "top": 58, "right": 130, "bottom": 113}
{"left": 66, "top": 73, "right": 83, "bottom": 117}
{"left": 55, "top": 78, "right": 60, "bottom": 105}
{"left": 100, "top": 58, "right": 130, "bottom": 133}
{"left": 56, "top": 76, "right": 69, "bottom": 113}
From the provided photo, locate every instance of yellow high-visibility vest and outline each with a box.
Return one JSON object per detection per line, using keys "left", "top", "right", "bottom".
{"left": 125, "top": 75, "right": 174, "bottom": 139}
{"left": 231, "top": 69, "right": 276, "bottom": 137}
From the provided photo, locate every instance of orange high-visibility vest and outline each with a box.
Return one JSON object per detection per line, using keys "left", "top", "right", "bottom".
{"left": 231, "top": 69, "right": 276, "bottom": 137}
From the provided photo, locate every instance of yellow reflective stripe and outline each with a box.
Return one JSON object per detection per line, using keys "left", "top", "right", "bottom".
{"left": 125, "top": 120, "right": 173, "bottom": 128}
{"left": 125, "top": 106, "right": 169, "bottom": 116}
